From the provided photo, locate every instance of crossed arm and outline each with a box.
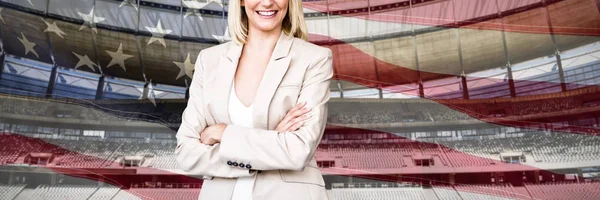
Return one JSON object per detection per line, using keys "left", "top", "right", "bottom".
{"left": 174, "top": 49, "right": 333, "bottom": 178}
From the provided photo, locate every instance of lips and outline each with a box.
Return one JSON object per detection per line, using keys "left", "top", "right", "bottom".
{"left": 256, "top": 10, "right": 277, "bottom": 17}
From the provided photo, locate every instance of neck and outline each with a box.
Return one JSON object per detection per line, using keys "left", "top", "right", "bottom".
{"left": 245, "top": 27, "right": 282, "bottom": 52}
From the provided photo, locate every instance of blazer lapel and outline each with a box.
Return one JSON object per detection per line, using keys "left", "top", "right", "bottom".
{"left": 211, "top": 32, "right": 294, "bottom": 129}
{"left": 212, "top": 42, "right": 243, "bottom": 125}
{"left": 253, "top": 32, "right": 294, "bottom": 130}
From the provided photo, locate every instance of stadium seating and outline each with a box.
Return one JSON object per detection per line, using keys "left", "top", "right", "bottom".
{"left": 28, "top": 184, "right": 97, "bottom": 200}
{"left": 432, "top": 185, "right": 462, "bottom": 200}
{"left": 88, "top": 187, "right": 121, "bottom": 200}
{"left": 146, "top": 142, "right": 180, "bottom": 169}
{"left": 1, "top": 87, "right": 597, "bottom": 128}
{"left": 326, "top": 188, "right": 426, "bottom": 200}
{"left": 3, "top": 129, "right": 600, "bottom": 171}
{"left": 112, "top": 189, "right": 143, "bottom": 200}
{"left": 525, "top": 182, "right": 600, "bottom": 200}
{"left": 0, "top": 184, "right": 26, "bottom": 200}
{"left": 6, "top": 181, "right": 600, "bottom": 200}
{"left": 453, "top": 184, "right": 517, "bottom": 200}
{"left": 125, "top": 188, "right": 200, "bottom": 200}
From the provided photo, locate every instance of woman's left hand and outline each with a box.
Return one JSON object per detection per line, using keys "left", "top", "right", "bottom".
{"left": 200, "top": 123, "right": 227, "bottom": 145}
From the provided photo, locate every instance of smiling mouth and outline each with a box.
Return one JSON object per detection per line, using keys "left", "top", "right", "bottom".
{"left": 256, "top": 10, "right": 277, "bottom": 17}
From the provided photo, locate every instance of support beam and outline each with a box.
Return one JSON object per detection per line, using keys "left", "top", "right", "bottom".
{"left": 91, "top": 0, "right": 104, "bottom": 100}
{"left": 371, "top": 41, "right": 383, "bottom": 98}
{"left": 461, "top": 75, "right": 469, "bottom": 99}
{"left": 507, "top": 65, "right": 516, "bottom": 97}
{"left": 142, "top": 81, "right": 150, "bottom": 100}
{"left": 577, "top": 168, "right": 584, "bottom": 183}
{"left": 0, "top": 2, "right": 5, "bottom": 81}
{"left": 418, "top": 80, "right": 425, "bottom": 98}
{"left": 45, "top": 65, "right": 57, "bottom": 98}
{"left": 0, "top": 52, "right": 5, "bottom": 81}
{"left": 555, "top": 53, "right": 567, "bottom": 92}
{"left": 366, "top": 0, "right": 383, "bottom": 99}
{"left": 43, "top": 0, "right": 58, "bottom": 98}
{"left": 95, "top": 75, "right": 105, "bottom": 99}
{"left": 336, "top": 80, "right": 343, "bottom": 98}
{"left": 541, "top": 0, "right": 567, "bottom": 92}
{"left": 185, "top": 79, "right": 190, "bottom": 99}
{"left": 494, "top": 0, "right": 516, "bottom": 98}
{"left": 451, "top": 0, "right": 468, "bottom": 99}
{"left": 135, "top": 0, "right": 147, "bottom": 85}
{"left": 409, "top": 0, "right": 425, "bottom": 98}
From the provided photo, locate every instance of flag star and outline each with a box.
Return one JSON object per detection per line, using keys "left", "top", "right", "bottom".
{"left": 18, "top": 32, "right": 39, "bottom": 58}
{"left": 72, "top": 52, "right": 99, "bottom": 72}
{"left": 77, "top": 6, "right": 106, "bottom": 33}
{"left": 0, "top": 8, "right": 5, "bottom": 24}
{"left": 212, "top": 26, "right": 231, "bottom": 43}
{"left": 119, "top": 0, "right": 139, "bottom": 11}
{"left": 173, "top": 53, "right": 195, "bottom": 80}
{"left": 106, "top": 43, "right": 134, "bottom": 71}
{"left": 145, "top": 19, "right": 173, "bottom": 47}
{"left": 41, "top": 18, "right": 67, "bottom": 38}
{"left": 182, "top": 0, "right": 210, "bottom": 21}
{"left": 147, "top": 80, "right": 159, "bottom": 106}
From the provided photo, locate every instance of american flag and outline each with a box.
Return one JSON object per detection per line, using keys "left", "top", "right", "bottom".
{"left": 0, "top": 0, "right": 599, "bottom": 199}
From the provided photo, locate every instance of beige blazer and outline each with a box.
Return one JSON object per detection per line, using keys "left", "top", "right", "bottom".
{"left": 174, "top": 31, "right": 333, "bottom": 200}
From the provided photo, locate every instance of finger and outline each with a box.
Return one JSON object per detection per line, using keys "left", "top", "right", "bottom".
{"left": 281, "top": 117, "right": 299, "bottom": 131}
{"left": 200, "top": 136, "right": 210, "bottom": 145}
{"left": 278, "top": 102, "right": 308, "bottom": 131}
{"left": 281, "top": 113, "right": 310, "bottom": 132}
{"left": 282, "top": 107, "right": 307, "bottom": 124}
{"left": 287, "top": 120, "right": 305, "bottom": 132}
{"left": 281, "top": 113, "right": 308, "bottom": 131}
{"left": 288, "top": 101, "right": 307, "bottom": 114}
{"left": 291, "top": 107, "right": 311, "bottom": 119}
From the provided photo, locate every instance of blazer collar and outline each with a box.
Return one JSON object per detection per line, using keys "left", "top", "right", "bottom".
{"left": 214, "top": 31, "right": 294, "bottom": 130}
{"left": 225, "top": 31, "right": 294, "bottom": 62}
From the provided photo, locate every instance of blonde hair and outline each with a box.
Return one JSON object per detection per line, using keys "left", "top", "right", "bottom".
{"left": 227, "top": 0, "right": 308, "bottom": 44}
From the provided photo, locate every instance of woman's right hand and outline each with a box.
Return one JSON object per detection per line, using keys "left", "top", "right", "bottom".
{"left": 275, "top": 101, "right": 312, "bottom": 132}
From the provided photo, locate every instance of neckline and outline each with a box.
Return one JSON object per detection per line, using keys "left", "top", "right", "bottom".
{"left": 232, "top": 80, "right": 254, "bottom": 109}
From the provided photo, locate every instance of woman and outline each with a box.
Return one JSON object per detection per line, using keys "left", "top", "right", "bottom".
{"left": 174, "top": 0, "right": 333, "bottom": 198}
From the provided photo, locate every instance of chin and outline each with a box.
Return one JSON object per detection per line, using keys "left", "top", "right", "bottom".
{"left": 255, "top": 24, "right": 280, "bottom": 32}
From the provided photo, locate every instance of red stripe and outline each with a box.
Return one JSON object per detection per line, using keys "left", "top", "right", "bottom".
{"left": 304, "top": 0, "right": 600, "bottom": 36}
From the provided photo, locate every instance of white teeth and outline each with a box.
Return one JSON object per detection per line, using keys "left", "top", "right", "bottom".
{"left": 257, "top": 11, "right": 276, "bottom": 16}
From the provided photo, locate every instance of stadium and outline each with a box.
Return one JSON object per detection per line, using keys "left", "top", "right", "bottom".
{"left": 0, "top": 0, "right": 599, "bottom": 199}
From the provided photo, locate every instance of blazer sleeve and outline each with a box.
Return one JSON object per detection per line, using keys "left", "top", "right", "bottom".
{"left": 218, "top": 49, "right": 333, "bottom": 171}
{"left": 174, "top": 50, "right": 256, "bottom": 178}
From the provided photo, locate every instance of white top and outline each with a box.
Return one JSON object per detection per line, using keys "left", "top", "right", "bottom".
{"left": 229, "top": 81, "right": 256, "bottom": 200}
